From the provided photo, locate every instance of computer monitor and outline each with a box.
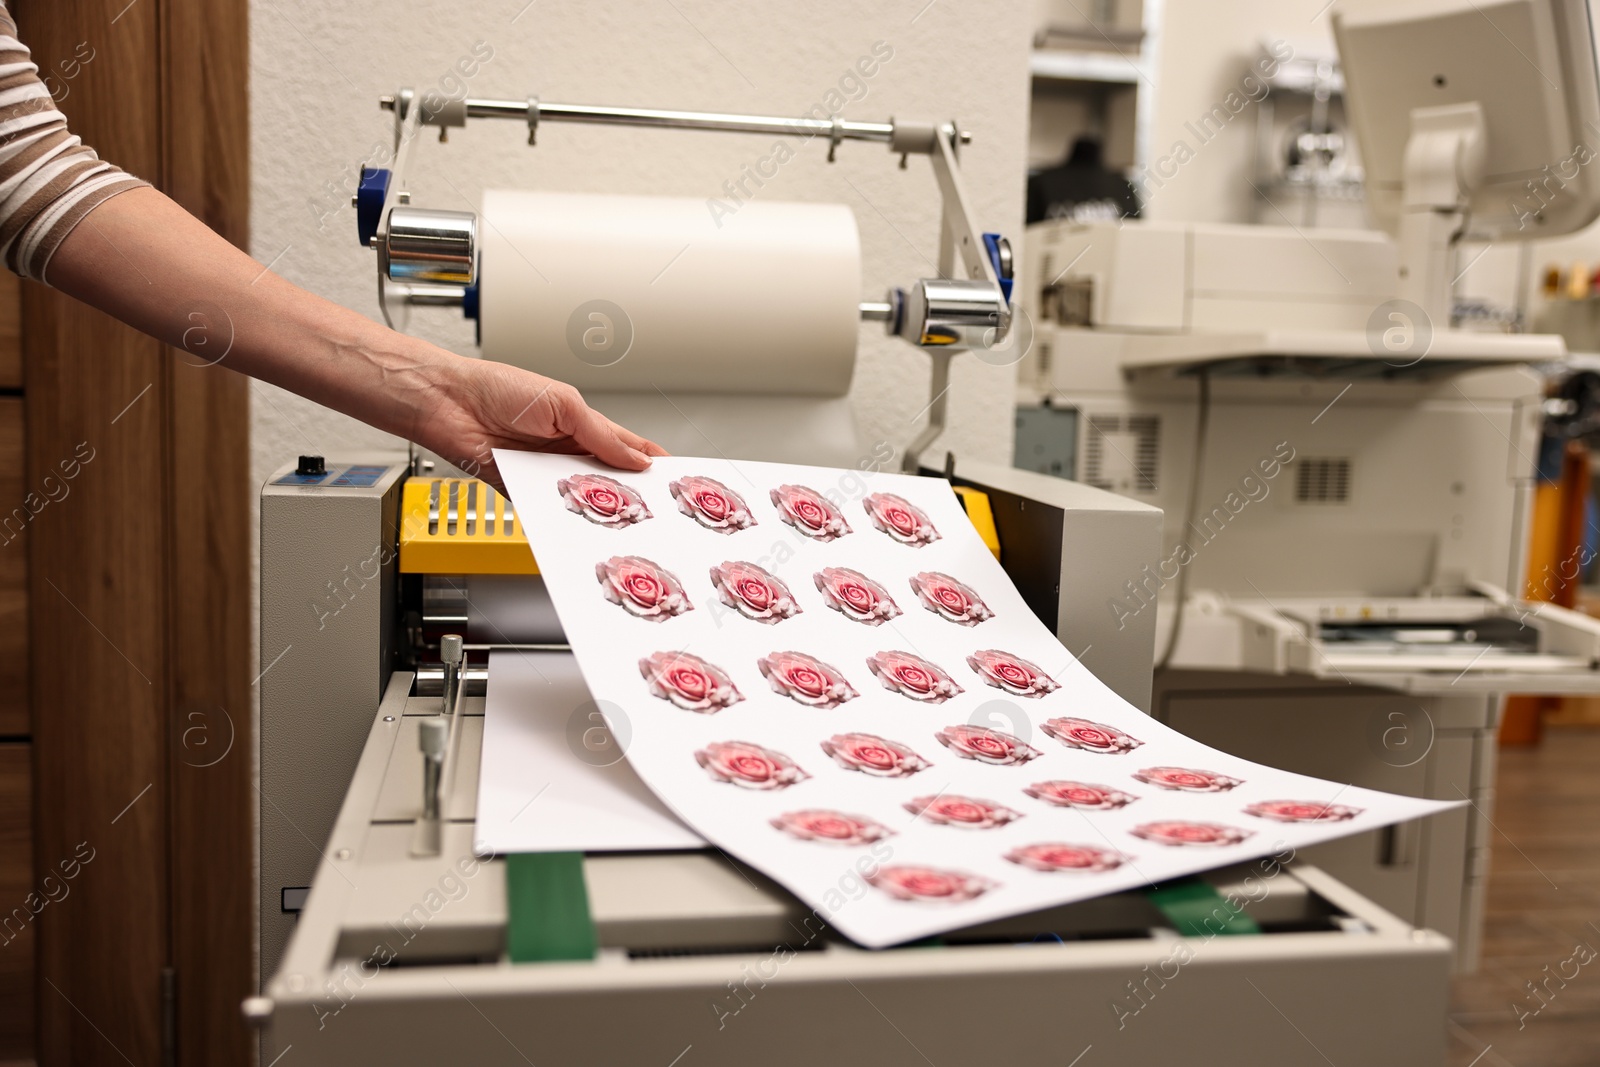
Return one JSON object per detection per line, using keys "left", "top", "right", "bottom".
{"left": 1333, "top": 0, "right": 1600, "bottom": 318}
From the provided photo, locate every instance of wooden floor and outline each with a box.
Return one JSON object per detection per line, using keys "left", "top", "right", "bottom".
{"left": 1448, "top": 726, "right": 1600, "bottom": 1066}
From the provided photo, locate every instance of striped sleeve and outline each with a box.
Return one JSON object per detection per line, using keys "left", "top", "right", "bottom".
{"left": 0, "top": 3, "right": 147, "bottom": 281}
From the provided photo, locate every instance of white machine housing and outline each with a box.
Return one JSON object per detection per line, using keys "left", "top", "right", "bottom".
{"left": 1017, "top": 216, "right": 1600, "bottom": 970}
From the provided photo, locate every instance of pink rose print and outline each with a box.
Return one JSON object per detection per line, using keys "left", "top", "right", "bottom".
{"left": 556, "top": 473, "right": 650, "bottom": 528}
{"left": 695, "top": 740, "right": 809, "bottom": 791}
{"left": 758, "top": 650, "right": 858, "bottom": 709}
{"left": 770, "top": 810, "right": 893, "bottom": 846}
{"left": 770, "top": 484, "right": 851, "bottom": 542}
{"left": 820, "top": 732, "right": 930, "bottom": 778}
{"left": 639, "top": 651, "right": 743, "bottom": 713}
{"left": 1005, "top": 843, "right": 1130, "bottom": 873}
{"left": 814, "top": 567, "right": 901, "bottom": 625}
{"left": 596, "top": 555, "right": 692, "bottom": 621}
{"left": 669, "top": 475, "right": 756, "bottom": 534}
{"left": 866, "top": 650, "right": 963, "bottom": 703}
{"left": 935, "top": 724, "right": 1042, "bottom": 766}
{"left": 866, "top": 865, "right": 996, "bottom": 904}
{"left": 1244, "top": 800, "right": 1363, "bottom": 823}
{"left": 904, "top": 794, "right": 1022, "bottom": 830}
{"left": 863, "top": 492, "right": 940, "bottom": 547}
{"left": 1040, "top": 717, "right": 1143, "bottom": 755}
{"left": 1130, "top": 821, "right": 1254, "bottom": 847}
{"left": 967, "top": 649, "right": 1060, "bottom": 698}
{"left": 1023, "top": 781, "right": 1137, "bottom": 811}
{"left": 909, "top": 572, "right": 993, "bottom": 626}
{"left": 710, "top": 561, "right": 800, "bottom": 624}
{"left": 1133, "top": 767, "right": 1243, "bottom": 793}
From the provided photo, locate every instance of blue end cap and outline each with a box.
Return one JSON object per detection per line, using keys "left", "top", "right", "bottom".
{"left": 983, "top": 232, "right": 1013, "bottom": 303}
{"left": 462, "top": 282, "right": 479, "bottom": 321}
{"left": 356, "top": 167, "right": 390, "bottom": 249}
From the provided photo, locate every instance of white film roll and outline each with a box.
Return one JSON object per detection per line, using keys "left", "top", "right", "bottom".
{"left": 478, "top": 190, "right": 861, "bottom": 396}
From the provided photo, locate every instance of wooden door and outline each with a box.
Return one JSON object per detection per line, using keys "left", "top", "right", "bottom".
{"left": 13, "top": 0, "right": 251, "bottom": 1064}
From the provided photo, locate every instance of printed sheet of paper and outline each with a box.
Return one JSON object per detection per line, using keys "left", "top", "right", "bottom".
{"left": 476, "top": 649, "right": 704, "bottom": 854}
{"left": 495, "top": 451, "right": 1460, "bottom": 949}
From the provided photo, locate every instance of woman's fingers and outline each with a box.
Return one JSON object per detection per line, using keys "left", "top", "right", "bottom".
{"left": 605, "top": 415, "right": 671, "bottom": 458}
{"left": 552, "top": 389, "right": 652, "bottom": 470}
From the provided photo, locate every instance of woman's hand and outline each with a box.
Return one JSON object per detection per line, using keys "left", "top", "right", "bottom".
{"left": 46, "top": 187, "right": 669, "bottom": 489}
{"left": 416, "top": 356, "right": 669, "bottom": 491}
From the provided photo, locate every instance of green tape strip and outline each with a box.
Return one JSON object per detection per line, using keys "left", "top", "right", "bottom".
{"left": 1145, "top": 878, "right": 1262, "bottom": 937}
{"left": 504, "top": 852, "right": 597, "bottom": 963}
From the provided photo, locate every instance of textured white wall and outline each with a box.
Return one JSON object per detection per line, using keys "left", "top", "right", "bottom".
{"left": 249, "top": 0, "right": 1033, "bottom": 491}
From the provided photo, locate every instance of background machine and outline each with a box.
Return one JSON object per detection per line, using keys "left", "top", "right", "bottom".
{"left": 1016, "top": 0, "right": 1600, "bottom": 970}
{"left": 254, "top": 88, "right": 1462, "bottom": 1065}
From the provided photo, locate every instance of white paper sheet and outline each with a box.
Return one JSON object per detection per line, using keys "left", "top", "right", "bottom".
{"left": 475, "top": 649, "right": 704, "bottom": 854}
{"left": 495, "top": 451, "right": 1462, "bottom": 948}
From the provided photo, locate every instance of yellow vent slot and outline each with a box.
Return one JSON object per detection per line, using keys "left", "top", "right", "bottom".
{"left": 400, "top": 477, "right": 539, "bottom": 575}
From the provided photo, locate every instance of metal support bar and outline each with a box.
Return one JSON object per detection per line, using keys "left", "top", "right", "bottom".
{"left": 927, "top": 126, "right": 1002, "bottom": 289}
{"left": 903, "top": 350, "right": 954, "bottom": 473}
{"left": 459, "top": 98, "right": 900, "bottom": 145}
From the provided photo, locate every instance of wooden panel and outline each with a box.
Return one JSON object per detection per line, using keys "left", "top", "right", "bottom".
{"left": 0, "top": 744, "right": 33, "bottom": 1061}
{"left": 0, "top": 399, "right": 26, "bottom": 738}
{"left": 161, "top": 0, "right": 252, "bottom": 1058}
{"left": 0, "top": 272, "right": 22, "bottom": 390}
{"left": 18, "top": 1, "right": 170, "bottom": 1064}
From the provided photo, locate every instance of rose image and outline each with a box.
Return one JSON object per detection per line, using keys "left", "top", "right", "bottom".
{"left": 758, "top": 650, "right": 858, "bottom": 709}
{"left": 967, "top": 649, "right": 1060, "bottom": 698}
{"left": 770, "top": 810, "right": 893, "bottom": 846}
{"left": 1040, "top": 717, "right": 1143, "bottom": 755}
{"left": 909, "top": 572, "right": 993, "bottom": 626}
{"left": 639, "top": 651, "right": 743, "bottom": 713}
{"left": 862, "top": 492, "right": 940, "bottom": 547}
{"left": 556, "top": 473, "right": 650, "bottom": 528}
{"left": 814, "top": 567, "right": 901, "bottom": 625}
{"left": 710, "top": 561, "right": 800, "bottom": 624}
{"left": 1133, "top": 767, "right": 1243, "bottom": 793}
{"left": 1023, "top": 781, "right": 1137, "bottom": 811}
{"left": 1130, "top": 821, "right": 1254, "bottom": 847}
{"left": 695, "top": 740, "right": 809, "bottom": 791}
{"left": 670, "top": 475, "right": 756, "bottom": 534}
{"left": 770, "top": 484, "right": 851, "bottom": 542}
{"left": 1005, "top": 844, "right": 1130, "bottom": 873}
{"left": 820, "top": 732, "right": 930, "bottom": 778}
{"left": 866, "top": 865, "right": 996, "bottom": 903}
{"left": 866, "top": 650, "right": 963, "bottom": 703}
{"left": 596, "top": 555, "right": 692, "bottom": 621}
{"left": 904, "top": 794, "right": 1021, "bottom": 830}
{"left": 934, "top": 724, "right": 1041, "bottom": 766}
{"left": 1244, "top": 800, "right": 1363, "bottom": 823}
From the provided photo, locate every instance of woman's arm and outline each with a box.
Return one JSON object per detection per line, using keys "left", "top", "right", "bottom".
{"left": 46, "top": 186, "right": 665, "bottom": 487}
{"left": 0, "top": 1, "right": 661, "bottom": 490}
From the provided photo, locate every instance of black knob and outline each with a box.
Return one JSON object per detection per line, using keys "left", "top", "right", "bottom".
{"left": 297, "top": 455, "right": 326, "bottom": 477}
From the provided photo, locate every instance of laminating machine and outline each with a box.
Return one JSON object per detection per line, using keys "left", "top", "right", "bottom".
{"left": 252, "top": 456, "right": 1456, "bottom": 1067}
{"left": 250, "top": 87, "right": 1461, "bottom": 1066}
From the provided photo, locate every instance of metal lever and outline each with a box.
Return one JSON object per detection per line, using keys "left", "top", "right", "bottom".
{"left": 414, "top": 633, "right": 464, "bottom": 857}
{"left": 413, "top": 717, "right": 448, "bottom": 857}
{"left": 420, "top": 718, "right": 447, "bottom": 821}
{"left": 439, "top": 634, "right": 464, "bottom": 716}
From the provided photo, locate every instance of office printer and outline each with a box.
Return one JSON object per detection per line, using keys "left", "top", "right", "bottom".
{"left": 1014, "top": 0, "right": 1600, "bottom": 975}
{"left": 250, "top": 89, "right": 1458, "bottom": 1066}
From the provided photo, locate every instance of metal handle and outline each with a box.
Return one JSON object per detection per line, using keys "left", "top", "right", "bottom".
{"left": 419, "top": 717, "right": 447, "bottom": 821}
{"left": 439, "top": 634, "right": 464, "bottom": 716}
